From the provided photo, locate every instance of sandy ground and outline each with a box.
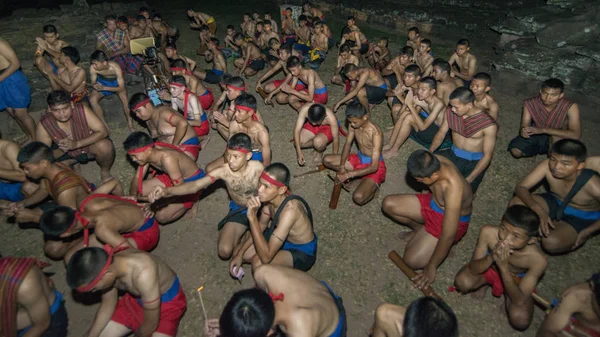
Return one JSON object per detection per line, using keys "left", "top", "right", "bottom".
{"left": 1, "top": 0, "right": 600, "bottom": 336}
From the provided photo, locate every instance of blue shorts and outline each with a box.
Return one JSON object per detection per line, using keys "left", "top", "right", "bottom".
{"left": 251, "top": 150, "right": 263, "bottom": 162}
{"left": 321, "top": 282, "right": 347, "bottom": 337}
{"left": 0, "top": 181, "right": 24, "bottom": 201}
{"left": 0, "top": 69, "right": 31, "bottom": 110}
{"left": 18, "top": 290, "right": 68, "bottom": 337}
{"left": 47, "top": 55, "right": 59, "bottom": 75}
{"left": 97, "top": 76, "right": 119, "bottom": 96}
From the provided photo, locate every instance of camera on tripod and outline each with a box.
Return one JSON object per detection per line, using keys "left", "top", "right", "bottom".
{"left": 142, "top": 46, "right": 160, "bottom": 65}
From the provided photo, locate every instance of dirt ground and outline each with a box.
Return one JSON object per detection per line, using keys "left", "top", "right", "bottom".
{"left": 1, "top": 0, "right": 599, "bottom": 336}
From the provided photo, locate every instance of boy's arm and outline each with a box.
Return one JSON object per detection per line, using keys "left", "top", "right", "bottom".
{"left": 514, "top": 160, "right": 552, "bottom": 234}
{"left": 259, "top": 127, "right": 272, "bottom": 166}
{"left": 338, "top": 128, "right": 354, "bottom": 168}
{"left": 532, "top": 103, "right": 581, "bottom": 140}
{"left": 89, "top": 66, "right": 98, "bottom": 85}
{"left": 347, "top": 131, "right": 382, "bottom": 178}
{"left": 48, "top": 68, "right": 86, "bottom": 93}
{"left": 501, "top": 254, "right": 547, "bottom": 306}
{"left": 334, "top": 72, "right": 368, "bottom": 110}
{"left": 536, "top": 292, "right": 581, "bottom": 337}
{"left": 164, "top": 167, "right": 223, "bottom": 197}
{"left": 328, "top": 113, "right": 340, "bottom": 154}
{"left": 94, "top": 219, "right": 133, "bottom": 249}
{"left": 465, "top": 125, "right": 497, "bottom": 183}
{"left": 19, "top": 272, "right": 51, "bottom": 337}
{"left": 69, "top": 105, "right": 110, "bottom": 149}
{"left": 131, "top": 164, "right": 150, "bottom": 197}
{"left": 247, "top": 197, "right": 287, "bottom": 264}
{"left": 239, "top": 45, "right": 251, "bottom": 75}
{"left": 428, "top": 112, "right": 450, "bottom": 152}
{"left": 488, "top": 98, "right": 499, "bottom": 121}
{"left": 0, "top": 144, "right": 26, "bottom": 182}
{"left": 87, "top": 288, "right": 119, "bottom": 337}
{"left": 0, "top": 40, "right": 20, "bottom": 82}
{"left": 134, "top": 267, "right": 162, "bottom": 337}
{"left": 187, "top": 97, "right": 203, "bottom": 126}
{"left": 164, "top": 112, "right": 188, "bottom": 145}
{"left": 468, "top": 225, "right": 494, "bottom": 275}
{"left": 289, "top": 75, "right": 314, "bottom": 102}
{"left": 257, "top": 62, "right": 282, "bottom": 87}
{"left": 293, "top": 108, "right": 308, "bottom": 162}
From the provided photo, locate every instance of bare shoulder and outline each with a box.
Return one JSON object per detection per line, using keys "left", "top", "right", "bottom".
{"left": 19, "top": 265, "right": 43, "bottom": 296}
{"left": 248, "top": 160, "right": 265, "bottom": 172}
{"left": 478, "top": 224, "right": 498, "bottom": 243}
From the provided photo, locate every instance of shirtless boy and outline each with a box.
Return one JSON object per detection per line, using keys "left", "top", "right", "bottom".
{"left": 406, "top": 27, "right": 422, "bottom": 54}
{"left": 0, "top": 256, "right": 68, "bottom": 337}
{"left": 257, "top": 44, "right": 301, "bottom": 94}
{"left": 303, "top": 1, "right": 325, "bottom": 21}
{"left": 169, "top": 59, "right": 214, "bottom": 111}
{"left": 334, "top": 64, "right": 388, "bottom": 113}
{"left": 371, "top": 297, "right": 458, "bottom": 337}
{"left": 294, "top": 103, "right": 340, "bottom": 165}
{"left": 454, "top": 205, "right": 547, "bottom": 330}
{"left": 241, "top": 13, "right": 256, "bottom": 41}
{"left": 383, "top": 77, "right": 447, "bottom": 159}
{"left": 128, "top": 15, "right": 154, "bottom": 40}
{"left": 324, "top": 102, "right": 385, "bottom": 205}
{"left": 448, "top": 39, "right": 477, "bottom": 87}
{"left": 167, "top": 75, "right": 209, "bottom": 140}
{"left": 537, "top": 273, "right": 600, "bottom": 337}
{"left": 188, "top": 9, "right": 217, "bottom": 35}
{"left": 195, "top": 38, "right": 227, "bottom": 85}
{"left": 330, "top": 44, "right": 359, "bottom": 91}
{"left": 205, "top": 265, "right": 346, "bottom": 337}
{"left": 0, "top": 38, "right": 36, "bottom": 141}
{"left": 129, "top": 92, "right": 201, "bottom": 160}
{"left": 211, "top": 77, "right": 264, "bottom": 138}
{"left": 233, "top": 33, "right": 266, "bottom": 77}
{"left": 165, "top": 43, "right": 196, "bottom": 72}
{"left": 470, "top": 72, "right": 499, "bottom": 120}
{"left": 390, "top": 64, "right": 421, "bottom": 123}
{"left": 257, "top": 21, "right": 279, "bottom": 51}
{"left": 294, "top": 16, "right": 312, "bottom": 55}
{"left": 382, "top": 150, "right": 473, "bottom": 288}
{"left": 430, "top": 87, "right": 498, "bottom": 193}
{"left": 508, "top": 78, "right": 580, "bottom": 159}
{"left": 222, "top": 25, "right": 241, "bottom": 59}
{"left": 415, "top": 39, "right": 433, "bottom": 77}
{"left": 431, "top": 59, "right": 458, "bottom": 105}
{"left": 125, "top": 131, "right": 205, "bottom": 223}
{"left": 341, "top": 17, "right": 369, "bottom": 56}
{"left": 0, "top": 139, "right": 38, "bottom": 209}
{"left": 150, "top": 133, "right": 263, "bottom": 260}
{"left": 307, "top": 21, "right": 329, "bottom": 70}
{"left": 150, "top": 13, "right": 169, "bottom": 50}
{"left": 270, "top": 56, "right": 329, "bottom": 110}
{"left": 230, "top": 163, "right": 318, "bottom": 274}
{"left": 67, "top": 247, "right": 187, "bottom": 337}
{"left": 89, "top": 50, "right": 133, "bottom": 131}
{"left": 36, "top": 90, "right": 115, "bottom": 181}
{"left": 281, "top": 8, "right": 297, "bottom": 46}
{"left": 367, "top": 37, "right": 390, "bottom": 72}
{"left": 510, "top": 139, "right": 600, "bottom": 254}
{"left": 34, "top": 24, "right": 69, "bottom": 90}
{"left": 44, "top": 46, "right": 88, "bottom": 104}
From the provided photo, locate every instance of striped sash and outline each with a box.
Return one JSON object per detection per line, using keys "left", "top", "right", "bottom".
{"left": 524, "top": 95, "right": 573, "bottom": 129}
{"left": 446, "top": 107, "right": 497, "bottom": 138}
{"left": 46, "top": 163, "right": 93, "bottom": 200}
{"left": 40, "top": 103, "right": 90, "bottom": 157}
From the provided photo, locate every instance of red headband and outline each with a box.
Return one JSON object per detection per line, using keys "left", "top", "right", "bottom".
{"left": 131, "top": 98, "right": 150, "bottom": 111}
{"left": 127, "top": 144, "right": 153, "bottom": 155}
{"left": 171, "top": 67, "right": 185, "bottom": 72}
{"left": 260, "top": 172, "right": 285, "bottom": 187}
{"left": 64, "top": 211, "right": 90, "bottom": 247}
{"left": 169, "top": 82, "right": 186, "bottom": 88}
{"left": 269, "top": 292, "right": 284, "bottom": 301}
{"left": 235, "top": 105, "right": 255, "bottom": 112}
{"left": 76, "top": 242, "right": 129, "bottom": 292}
{"left": 226, "top": 146, "right": 250, "bottom": 154}
{"left": 227, "top": 84, "right": 246, "bottom": 91}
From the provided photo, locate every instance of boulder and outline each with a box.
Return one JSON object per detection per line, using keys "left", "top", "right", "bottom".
{"left": 580, "top": 61, "right": 600, "bottom": 94}
{"left": 576, "top": 44, "right": 600, "bottom": 62}
{"left": 490, "top": 7, "right": 564, "bottom": 36}
{"left": 535, "top": 10, "right": 600, "bottom": 48}
{"left": 551, "top": 55, "right": 594, "bottom": 87}
{"left": 546, "top": 0, "right": 587, "bottom": 9}
{"left": 492, "top": 38, "right": 568, "bottom": 78}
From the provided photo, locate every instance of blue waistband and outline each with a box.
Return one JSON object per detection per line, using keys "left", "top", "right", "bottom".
{"left": 420, "top": 110, "right": 429, "bottom": 118}
{"left": 200, "top": 89, "right": 211, "bottom": 97}
{"left": 200, "top": 112, "right": 208, "bottom": 122}
{"left": 320, "top": 281, "right": 344, "bottom": 337}
{"left": 358, "top": 150, "right": 383, "bottom": 164}
{"left": 212, "top": 68, "right": 224, "bottom": 76}
{"left": 554, "top": 195, "right": 600, "bottom": 220}
{"left": 137, "top": 276, "right": 181, "bottom": 306}
{"left": 451, "top": 145, "right": 483, "bottom": 161}
{"left": 314, "top": 86, "right": 327, "bottom": 94}
{"left": 182, "top": 137, "right": 200, "bottom": 146}
{"left": 282, "top": 234, "right": 318, "bottom": 255}
{"left": 18, "top": 290, "right": 63, "bottom": 337}
{"left": 251, "top": 150, "right": 263, "bottom": 162}
{"left": 97, "top": 76, "right": 118, "bottom": 87}
{"left": 429, "top": 198, "right": 471, "bottom": 222}
{"left": 379, "top": 83, "right": 387, "bottom": 90}
{"left": 229, "top": 199, "right": 248, "bottom": 214}
{"left": 138, "top": 217, "right": 156, "bottom": 232}
{"left": 184, "top": 169, "right": 205, "bottom": 183}
{"left": 298, "top": 79, "right": 305, "bottom": 86}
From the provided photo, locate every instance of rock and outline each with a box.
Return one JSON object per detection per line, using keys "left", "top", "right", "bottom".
{"left": 546, "top": 0, "right": 587, "bottom": 9}
{"left": 11, "top": 8, "right": 37, "bottom": 17}
{"left": 580, "top": 61, "right": 600, "bottom": 94}
{"left": 535, "top": 10, "right": 600, "bottom": 48}
{"left": 551, "top": 55, "right": 594, "bottom": 86}
{"left": 102, "top": 2, "right": 112, "bottom": 11}
{"left": 492, "top": 38, "right": 567, "bottom": 78}
{"left": 576, "top": 44, "right": 600, "bottom": 62}
{"left": 490, "top": 7, "right": 564, "bottom": 36}
{"left": 59, "top": 4, "right": 74, "bottom": 12}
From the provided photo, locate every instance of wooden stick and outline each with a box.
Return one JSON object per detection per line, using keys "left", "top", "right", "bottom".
{"left": 387, "top": 250, "right": 444, "bottom": 301}
{"left": 293, "top": 164, "right": 326, "bottom": 178}
{"left": 197, "top": 286, "right": 208, "bottom": 322}
{"left": 329, "top": 179, "right": 343, "bottom": 209}
{"left": 532, "top": 293, "right": 552, "bottom": 313}
{"left": 256, "top": 86, "right": 269, "bottom": 100}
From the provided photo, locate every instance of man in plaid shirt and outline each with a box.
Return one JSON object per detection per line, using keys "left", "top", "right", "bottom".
{"left": 95, "top": 15, "right": 142, "bottom": 74}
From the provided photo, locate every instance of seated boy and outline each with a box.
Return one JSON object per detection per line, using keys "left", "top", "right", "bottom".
{"left": 170, "top": 59, "right": 214, "bottom": 111}
{"left": 230, "top": 163, "right": 318, "bottom": 274}
{"left": 0, "top": 138, "right": 38, "bottom": 209}
{"left": 330, "top": 44, "right": 359, "bottom": 91}
{"left": 431, "top": 59, "right": 458, "bottom": 105}
{"left": 307, "top": 21, "right": 329, "bottom": 70}
{"left": 470, "top": 72, "right": 499, "bottom": 120}
{"left": 167, "top": 75, "right": 210, "bottom": 140}
{"left": 324, "top": 102, "right": 385, "bottom": 206}
{"left": 448, "top": 39, "right": 477, "bottom": 87}
{"left": 454, "top": 205, "right": 547, "bottom": 331}
{"left": 233, "top": 33, "right": 265, "bottom": 77}
{"left": 294, "top": 103, "right": 340, "bottom": 165}
{"left": 43, "top": 46, "right": 88, "bottom": 104}
{"left": 222, "top": 25, "right": 241, "bottom": 59}
{"left": 389, "top": 64, "right": 421, "bottom": 124}
{"left": 66, "top": 246, "right": 187, "bottom": 337}
{"left": 34, "top": 24, "right": 69, "bottom": 90}
{"left": 334, "top": 64, "right": 388, "bottom": 113}
{"left": 367, "top": 37, "right": 390, "bottom": 72}
{"left": 381, "top": 46, "right": 414, "bottom": 92}
{"left": 414, "top": 39, "right": 433, "bottom": 76}
{"left": 194, "top": 38, "right": 227, "bottom": 85}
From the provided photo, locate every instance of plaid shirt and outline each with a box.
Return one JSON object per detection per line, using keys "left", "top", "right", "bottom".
{"left": 96, "top": 28, "right": 126, "bottom": 53}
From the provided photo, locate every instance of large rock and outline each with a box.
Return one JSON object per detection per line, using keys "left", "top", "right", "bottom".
{"left": 490, "top": 7, "right": 566, "bottom": 36}
{"left": 580, "top": 61, "right": 600, "bottom": 94}
{"left": 535, "top": 10, "right": 600, "bottom": 48}
{"left": 576, "top": 43, "right": 600, "bottom": 62}
{"left": 551, "top": 55, "right": 594, "bottom": 87}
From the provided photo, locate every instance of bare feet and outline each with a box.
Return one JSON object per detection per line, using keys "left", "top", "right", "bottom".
{"left": 470, "top": 285, "right": 488, "bottom": 300}
{"left": 342, "top": 178, "right": 360, "bottom": 191}
{"left": 312, "top": 152, "right": 323, "bottom": 165}
{"left": 183, "top": 201, "right": 199, "bottom": 220}
{"left": 399, "top": 230, "right": 415, "bottom": 242}
{"left": 383, "top": 149, "right": 400, "bottom": 160}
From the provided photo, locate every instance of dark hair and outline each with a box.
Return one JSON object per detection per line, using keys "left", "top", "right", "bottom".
{"left": 405, "top": 64, "right": 422, "bottom": 77}
{"left": 66, "top": 248, "right": 109, "bottom": 289}
{"left": 379, "top": 36, "right": 389, "bottom": 47}
{"left": 340, "top": 44, "right": 351, "bottom": 53}
{"left": 235, "top": 93, "right": 257, "bottom": 110}
{"left": 227, "top": 24, "right": 235, "bottom": 30}
{"left": 123, "top": 131, "right": 154, "bottom": 152}
{"left": 17, "top": 142, "right": 54, "bottom": 164}
{"left": 90, "top": 50, "right": 108, "bottom": 63}
{"left": 421, "top": 39, "right": 431, "bottom": 47}
{"left": 307, "top": 104, "right": 327, "bottom": 124}
{"left": 166, "top": 43, "right": 177, "bottom": 50}
{"left": 502, "top": 205, "right": 540, "bottom": 237}
{"left": 473, "top": 72, "right": 492, "bottom": 86}
{"left": 269, "top": 38, "right": 280, "bottom": 48}
{"left": 347, "top": 16, "right": 355, "bottom": 21}
{"left": 298, "top": 15, "right": 307, "bottom": 22}
{"left": 341, "top": 26, "right": 351, "bottom": 36}
{"left": 117, "top": 16, "right": 128, "bottom": 24}
{"left": 219, "top": 288, "right": 275, "bottom": 337}
{"left": 61, "top": 46, "right": 80, "bottom": 64}
{"left": 420, "top": 77, "right": 437, "bottom": 90}
{"left": 170, "top": 59, "right": 186, "bottom": 69}
{"left": 256, "top": 21, "right": 264, "bottom": 26}
{"left": 408, "top": 26, "right": 419, "bottom": 34}
{"left": 549, "top": 139, "right": 587, "bottom": 163}
{"left": 343, "top": 63, "right": 358, "bottom": 74}
{"left": 233, "top": 32, "right": 244, "bottom": 42}
{"left": 136, "top": 14, "right": 146, "bottom": 21}
{"left": 199, "top": 25, "right": 210, "bottom": 32}
{"left": 432, "top": 58, "right": 450, "bottom": 75}
{"left": 227, "top": 133, "right": 252, "bottom": 153}
{"left": 227, "top": 76, "right": 246, "bottom": 90}
{"left": 346, "top": 101, "right": 367, "bottom": 119}
{"left": 313, "top": 21, "right": 323, "bottom": 28}
{"left": 169, "top": 75, "right": 187, "bottom": 87}
{"left": 265, "top": 12, "right": 272, "bottom": 16}
{"left": 139, "top": 6, "right": 149, "bottom": 13}
{"left": 40, "top": 206, "right": 75, "bottom": 237}
{"left": 47, "top": 90, "right": 71, "bottom": 106}
{"left": 541, "top": 78, "right": 565, "bottom": 93}
{"left": 400, "top": 46, "right": 414, "bottom": 56}
{"left": 403, "top": 297, "right": 458, "bottom": 337}
{"left": 265, "top": 163, "right": 290, "bottom": 186}
{"left": 152, "top": 13, "right": 162, "bottom": 20}
{"left": 407, "top": 150, "right": 441, "bottom": 178}
{"left": 43, "top": 24, "right": 58, "bottom": 34}
{"left": 286, "top": 56, "right": 302, "bottom": 69}
{"left": 263, "top": 20, "right": 271, "bottom": 26}
{"left": 457, "top": 38, "right": 470, "bottom": 47}
{"left": 449, "top": 87, "right": 475, "bottom": 104}
{"left": 128, "top": 92, "right": 150, "bottom": 110}
{"left": 105, "top": 15, "right": 116, "bottom": 22}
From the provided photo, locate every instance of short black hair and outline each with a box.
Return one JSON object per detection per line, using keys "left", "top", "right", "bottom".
{"left": 152, "top": 13, "right": 162, "bottom": 20}
{"left": 347, "top": 16, "right": 355, "bottom": 21}
{"left": 407, "top": 150, "right": 441, "bottom": 178}
{"left": 408, "top": 26, "right": 419, "bottom": 34}
{"left": 227, "top": 76, "right": 246, "bottom": 89}
{"left": 220, "top": 288, "right": 275, "bottom": 337}
{"left": 123, "top": 131, "right": 154, "bottom": 152}
{"left": 169, "top": 75, "right": 187, "bottom": 86}
{"left": 278, "top": 43, "right": 292, "bottom": 54}
{"left": 47, "top": 90, "right": 71, "bottom": 107}
{"left": 405, "top": 64, "right": 422, "bottom": 77}
{"left": 256, "top": 21, "right": 264, "bottom": 26}
{"left": 403, "top": 297, "right": 458, "bottom": 337}
{"left": 341, "top": 26, "right": 351, "bottom": 36}
{"left": 39, "top": 206, "right": 75, "bottom": 237}
{"left": 90, "top": 50, "right": 108, "bottom": 63}
{"left": 17, "top": 142, "right": 54, "bottom": 164}
{"left": 265, "top": 163, "right": 290, "bottom": 186}
{"left": 170, "top": 59, "right": 186, "bottom": 69}
{"left": 263, "top": 20, "right": 271, "bottom": 26}
{"left": 502, "top": 205, "right": 540, "bottom": 237}
{"left": 233, "top": 32, "right": 244, "bottom": 42}
{"left": 379, "top": 37, "right": 389, "bottom": 47}
{"left": 166, "top": 43, "right": 177, "bottom": 50}
{"left": 269, "top": 38, "right": 280, "bottom": 48}
{"left": 457, "top": 39, "right": 470, "bottom": 47}
{"left": 61, "top": 46, "right": 80, "bottom": 64}
{"left": 286, "top": 56, "right": 302, "bottom": 69}
{"left": 298, "top": 15, "right": 307, "bottom": 22}
{"left": 235, "top": 93, "right": 257, "bottom": 110}
{"left": 66, "top": 247, "right": 109, "bottom": 289}
{"left": 307, "top": 104, "right": 327, "bottom": 124}
{"left": 105, "top": 15, "right": 116, "bottom": 22}
{"left": 421, "top": 39, "right": 431, "bottom": 47}
{"left": 136, "top": 14, "right": 146, "bottom": 21}
{"left": 541, "top": 78, "right": 565, "bottom": 93}
{"left": 139, "top": 6, "right": 149, "bottom": 13}
{"left": 340, "top": 44, "right": 351, "bottom": 53}
{"left": 313, "top": 21, "right": 323, "bottom": 28}
{"left": 43, "top": 24, "right": 58, "bottom": 34}
{"left": 432, "top": 58, "right": 450, "bottom": 75}
{"left": 420, "top": 77, "right": 437, "bottom": 90}
{"left": 345, "top": 101, "right": 367, "bottom": 119}
{"left": 473, "top": 72, "right": 492, "bottom": 86}
{"left": 227, "top": 24, "right": 235, "bottom": 30}
{"left": 199, "top": 25, "right": 210, "bottom": 32}
{"left": 549, "top": 139, "right": 587, "bottom": 163}
{"left": 343, "top": 63, "right": 358, "bottom": 74}
{"left": 227, "top": 133, "right": 252, "bottom": 153}
{"left": 449, "top": 87, "right": 475, "bottom": 104}
{"left": 117, "top": 16, "right": 128, "bottom": 24}
{"left": 128, "top": 92, "right": 150, "bottom": 110}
